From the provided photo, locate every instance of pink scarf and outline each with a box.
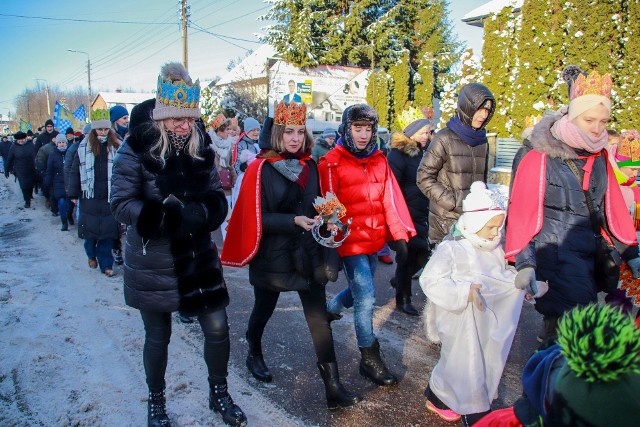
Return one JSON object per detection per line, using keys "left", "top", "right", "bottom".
{"left": 552, "top": 114, "right": 608, "bottom": 153}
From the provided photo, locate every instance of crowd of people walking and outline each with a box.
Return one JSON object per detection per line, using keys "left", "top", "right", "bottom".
{"left": 2, "top": 61, "right": 640, "bottom": 427}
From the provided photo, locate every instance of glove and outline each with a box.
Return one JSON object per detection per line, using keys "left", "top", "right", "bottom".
{"left": 162, "top": 194, "right": 184, "bottom": 234}
{"left": 181, "top": 202, "right": 207, "bottom": 234}
{"left": 391, "top": 239, "right": 408, "bottom": 261}
{"left": 628, "top": 257, "right": 640, "bottom": 279}
{"left": 515, "top": 267, "right": 538, "bottom": 295}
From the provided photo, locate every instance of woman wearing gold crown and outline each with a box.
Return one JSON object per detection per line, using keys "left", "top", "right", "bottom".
{"left": 505, "top": 65, "right": 640, "bottom": 342}
{"left": 110, "top": 62, "right": 246, "bottom": 427}
{"left": 220, "top": 102, "right": 361, "bottom": 410}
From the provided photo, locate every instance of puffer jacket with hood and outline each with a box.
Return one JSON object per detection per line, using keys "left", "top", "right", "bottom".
{"left": 417, "top": 83, "right": 495, "bottom": 243}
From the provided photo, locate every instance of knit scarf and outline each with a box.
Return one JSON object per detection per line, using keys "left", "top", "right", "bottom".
{"left": 167, "top": 130, "right": 190, "bottom": 151}
{"left": 211, "top": 133, "right": 233, "bottom": 168}
{"left": 446, "top": 116, "right": 488, "bottom": 147}
{"left": 551, "top": 114, "right": 608, "bottom": 154}
{"left": 77, "top": 140, "right": 114, "bottom": 199}
{"left": 336, "top": 134, "right": 378, "bottom": 159}
{"left": 263, "top": 149, "right": 311, "bottom": 188}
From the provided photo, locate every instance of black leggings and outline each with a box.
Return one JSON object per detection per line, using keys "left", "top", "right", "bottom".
{"left": 247, "top": 284, "right": 336, "bottom": 364}
{"left": 140, "top": 308, "right": 230, "bottom": 391}
{"left": 21, "top": 187, "right": 33, "bottom": 203}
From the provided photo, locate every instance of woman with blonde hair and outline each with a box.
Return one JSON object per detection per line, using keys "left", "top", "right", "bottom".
{"left": 110, "top": 62, "right": 246, "bottom": 427}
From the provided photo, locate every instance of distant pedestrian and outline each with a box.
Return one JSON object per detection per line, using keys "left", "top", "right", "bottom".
{"left": 44, "top": 134, "right": 72, "bottom": 230}
{"left": 311, "top": 128, "right": 336, "bottom": 162}
{"left": 4, "top": 131, "right": 36, "bottom": 208}
{"left": 230, "top": 117, "right": 260, "bottom": 208}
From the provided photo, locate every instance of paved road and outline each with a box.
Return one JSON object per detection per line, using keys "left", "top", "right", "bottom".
{"left": 212, "top": 230, "right": 544, "bottom": 427}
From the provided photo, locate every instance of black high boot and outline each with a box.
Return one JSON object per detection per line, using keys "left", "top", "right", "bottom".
{"left": 61, "top": 218, "right": 69, "bottom": 231}
{"left": 395, "top": 287, "right": 419, "bottom": 316}
{"left": 209, "top": 380, "right": 247, "bottom": 427}
{"left": 147, "top": 388, "right": 171, "bottom": 427}
{"left": 67, "top": 206, "right": 75, "bottom": 225}
{"left": 359, "top": 339, "right": 398, "bottom": 386}
{"left": 245, "top": 331, "right": 272, "bottom": 382}
{"left": 317, "top": 362, "right": 362, "bottom": 409}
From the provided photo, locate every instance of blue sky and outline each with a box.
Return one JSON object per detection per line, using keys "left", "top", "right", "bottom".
{"left": 0, "top": 0, "right": 484, "bottom": 119}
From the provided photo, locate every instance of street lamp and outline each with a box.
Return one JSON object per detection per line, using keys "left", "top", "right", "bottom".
{"left": 33, "top": 78, "right": 51, "bottom": 117}
{"left": 67, "top": 49, "right": 92, "bottom": 114}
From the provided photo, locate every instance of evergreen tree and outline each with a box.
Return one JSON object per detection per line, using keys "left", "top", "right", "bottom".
{"left": 366, "top": 70, "right": 391, "bottom": 128}
{"left": 615, "top": 0, "right": 640, "bottom": 130}
{"left": 389, "top": 52, "right": 411, "bottom": 130}
{"left": 481, "top": 7, "right": 520, "bottom": 137}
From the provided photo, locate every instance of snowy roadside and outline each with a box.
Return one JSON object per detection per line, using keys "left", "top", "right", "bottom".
{"left": 0, "top": 178, "right": 306, "bottom": 427}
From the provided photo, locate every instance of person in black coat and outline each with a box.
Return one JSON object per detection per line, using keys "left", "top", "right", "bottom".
{"left": 110, "top": 62, "right": 246, "bottom": 427}
{"left": 67, "top": 117, "right": 120, "bottom": 277}
{"left": 4, "top": 131, "right": 36, "bottom": 208}
{"left": 221, "top": 103, "right": 361, "bottom": 410}
{"left": 387, "top": 119, "right": 434, "bottom": 316}
{"left": 0, "top": 135, "right": 12, "bottom": 173}
{"left": 44, "top": 134, "right": 72, "bottom": 230}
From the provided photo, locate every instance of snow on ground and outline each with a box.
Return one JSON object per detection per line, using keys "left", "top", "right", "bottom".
{"left": 0, "top": 177, "right": 305, "bottom": 427}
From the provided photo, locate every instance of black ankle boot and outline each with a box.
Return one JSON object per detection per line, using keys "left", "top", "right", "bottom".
{"left": 245, "top": 332, "right": 272, "bottom": 382}
{"left": 148, "top": 389, "right": 171, "bottom": 427}
{"left": 67, "top": 211, "right": 74, "bottom": 225}
{"left": 61, "top": 218, "right": 69, "bottom": 231}
{"left": 395, "top": 293, "right": 419, "bottom": 316}
{"left": 317, "top": 362, "right": 361, "bottom": 409}
{"left": 359, "top": 339, "right": 398, "bottom": 386}
{"left": 209, "top": 380, "right": 247, "bottom": 427}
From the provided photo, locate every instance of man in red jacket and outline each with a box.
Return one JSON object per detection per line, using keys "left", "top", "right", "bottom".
{"left": 318, "top": 104, "right": 416, "bottom": 387}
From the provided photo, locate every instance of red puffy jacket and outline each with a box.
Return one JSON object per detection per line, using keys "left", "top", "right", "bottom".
{"left": 318, "top": 145, "right": 415, "bottom": 257}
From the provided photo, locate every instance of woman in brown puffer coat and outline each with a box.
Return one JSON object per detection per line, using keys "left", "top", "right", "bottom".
{"left": 417, "top": 83, "right": 495, "bottom": 245}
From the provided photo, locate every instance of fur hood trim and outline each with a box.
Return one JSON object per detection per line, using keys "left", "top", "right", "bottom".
{"left": 527, "top": 108, "right": 579, "bottom": 160}
{"left": 389, "top": 131, "right": 421, "bottom": 157}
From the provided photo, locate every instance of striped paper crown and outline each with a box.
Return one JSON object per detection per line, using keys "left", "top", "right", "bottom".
{"left": 156, "top": 76, "right": 200, "bottom": 109}
{"left": 274, "top": 101, "right": 307, "bottom": 126}
{"left": 570, "top": 70, "right": 613, "bottom": 100}
{"left": 91, "top": 109, "right": 110, "bottom": 122}
{"left": 616, "top": 130, "right": 640, "bottom": 166}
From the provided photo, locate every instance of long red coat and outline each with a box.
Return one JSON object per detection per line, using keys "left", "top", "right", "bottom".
{"left": 318, "top": 145, "right": 416, "bottom": 257}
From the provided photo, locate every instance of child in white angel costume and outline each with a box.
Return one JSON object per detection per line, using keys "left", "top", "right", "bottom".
{"left": 419, "top": 181, "right": 546, "bottom": 426}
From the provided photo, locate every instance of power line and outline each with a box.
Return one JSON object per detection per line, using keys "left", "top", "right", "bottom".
{"left": 189, "top": 21, "right": 261, "bottom": 49}
{"left": 0, "top": 13, "right": 176, "bottom": 25}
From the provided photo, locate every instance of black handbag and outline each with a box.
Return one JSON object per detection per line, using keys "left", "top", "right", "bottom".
{"left": 567, "top": 159, "right": 621, "bottom": 292}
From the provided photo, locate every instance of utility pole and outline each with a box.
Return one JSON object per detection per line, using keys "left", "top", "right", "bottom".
{"left": 87, "top": 57, "right": 92, "bottom": 113}
{"left": 181, "top": 0, "right": 188, "bottom": 69}
{"left": 34, "top": 78, "right": 51, "bottom": 117}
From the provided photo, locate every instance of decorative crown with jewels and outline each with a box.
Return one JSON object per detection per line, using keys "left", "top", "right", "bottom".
{"left": 156, "top": 75, "right": 201, "bottom": 109}
{"left": 570, "top": 70, "right": 613, "bottom": 100}
{"left": 616, "top": 130, "right": 640, "bottom": 166}
{"left": 211, "top": 113, "right": 227, "bottom": 131}
{"left": 311, "top": 192, "right": 352, "bottom": 248}
{"left": 274, "top": 101, "right": 307, "bottom": 126}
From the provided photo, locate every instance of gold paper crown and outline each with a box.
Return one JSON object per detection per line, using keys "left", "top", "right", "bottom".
{"left": 524, "top": 114, "right": 543, "bottom": 129}
{"left": 570, "top": 70, "right": 613, "bottom": 100}
{"left": 274, "top": 101, "right": 307, "bottom": 126}
{"left": 313, "top": 192, "right": 347, "bottom": 219}
{"left": 617, "top": 130, "right": 640, "bottom": 163}
{"left": 211, "top": 113, "right": 226, "bottom": 131}
{"left": 91, "top": 109, "right": 110, "bottom": 121}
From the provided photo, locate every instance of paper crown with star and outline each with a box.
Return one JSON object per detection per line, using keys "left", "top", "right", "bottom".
{"left": 274, "top": 101, "right": 307, "bottom": 126}
{"left": 90, "top": 109, "right": 111, "bottom": 130}
{"left": 616, "top": 129, "right": 640, "bottom": 167}
{"left": 570, "top": 70, "right": 613, "bottom": 100}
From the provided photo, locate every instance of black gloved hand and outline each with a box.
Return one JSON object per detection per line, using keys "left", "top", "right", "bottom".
{"left": 162, "top": 194, "right": 184, "bottom": 235}
{"left": 181, "top": 202, "right": 207, "bottom": 234}
{"left": 392, "top": 239, "right": 408, "bottom": 260}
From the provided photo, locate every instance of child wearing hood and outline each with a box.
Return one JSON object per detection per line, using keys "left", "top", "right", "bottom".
{"left": 420, "top": 182, "right": 546, "bottom": 426}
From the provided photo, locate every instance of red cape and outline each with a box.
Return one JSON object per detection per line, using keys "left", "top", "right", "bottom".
{"left": 505, "top": 150, "right": 638, "bottom": 262}
{"left": 220, "top": 159, "right": 265, "bottom": 267}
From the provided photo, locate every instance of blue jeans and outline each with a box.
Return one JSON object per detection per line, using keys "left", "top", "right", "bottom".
{"left": 57, "top": 198, "right": 68, "bottom": 222}
{"left": 84, "top": 238, "right": 114, "bottom": 272}
{"left": 327, "top": 254, "right": 377, "bottom": 347}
